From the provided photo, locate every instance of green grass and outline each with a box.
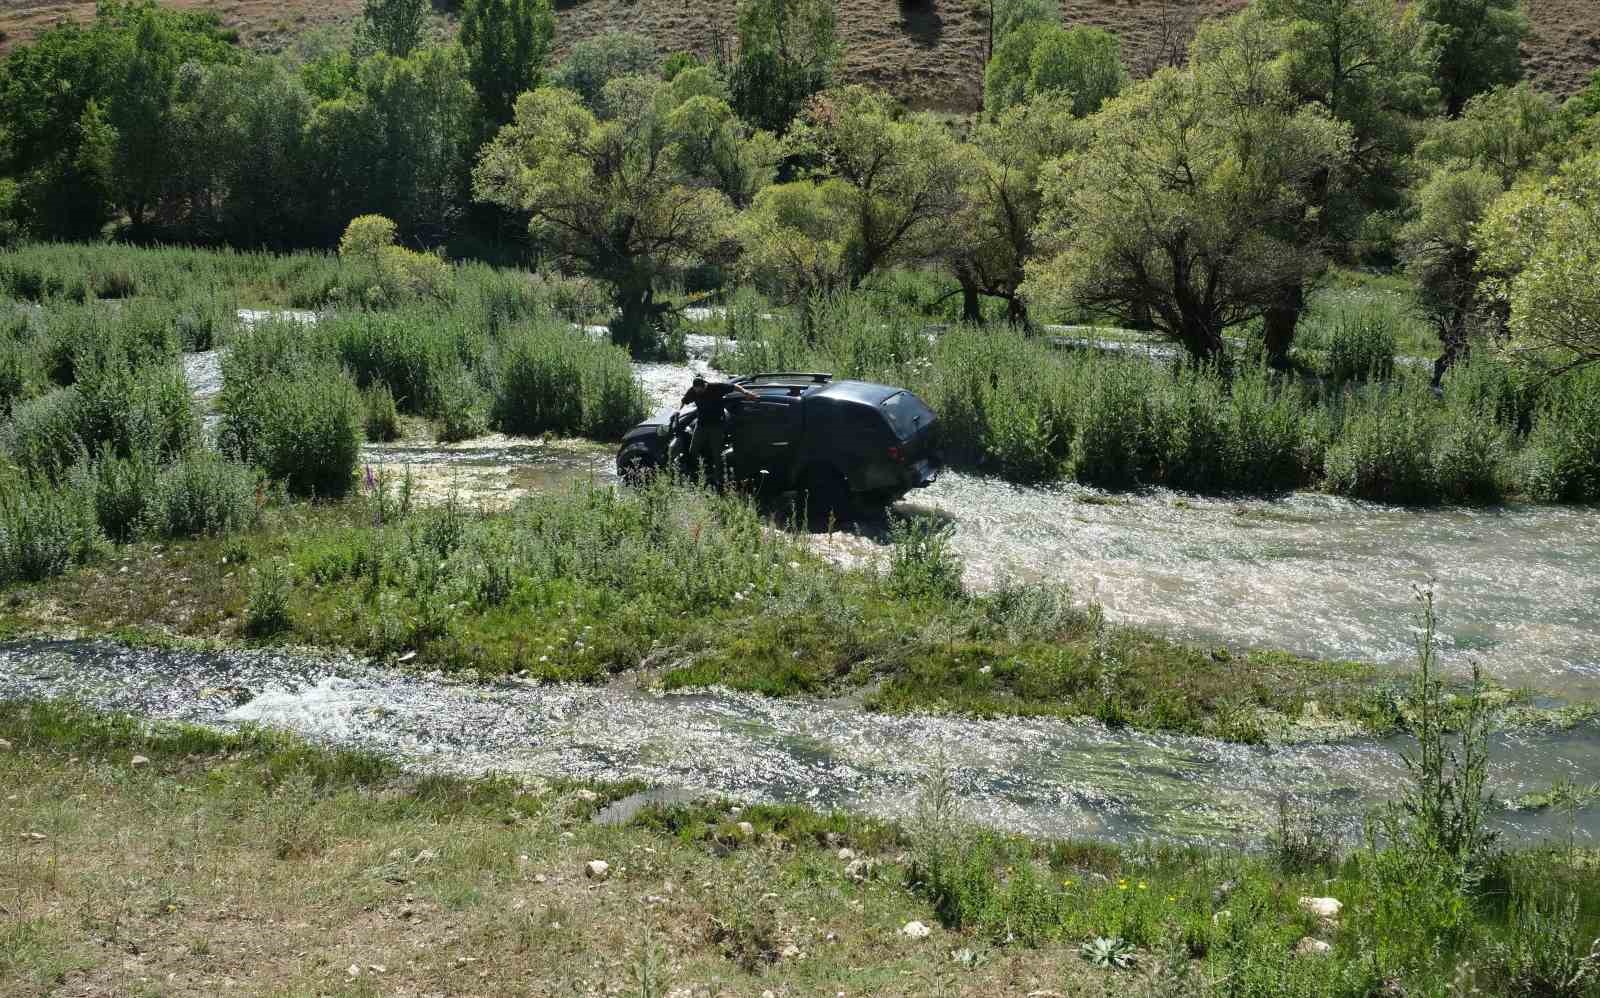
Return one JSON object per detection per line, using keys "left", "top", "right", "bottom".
{"left": 1, "top": 699, "right": 1596, "bottom": 997}
{"left": 4, "top": 479, "right": 1591, "bottom": 745}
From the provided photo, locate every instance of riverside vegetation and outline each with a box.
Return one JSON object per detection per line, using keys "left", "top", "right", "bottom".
{"left": 2, "top": 594, "right": 1598, "bottom": 998}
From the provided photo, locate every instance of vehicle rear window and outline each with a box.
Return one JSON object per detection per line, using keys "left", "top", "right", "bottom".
{"left": 880, "top": 391, "right": 933, "bottom": 441}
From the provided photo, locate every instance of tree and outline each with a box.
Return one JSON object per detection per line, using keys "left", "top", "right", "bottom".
{"left": 728, "top": 0, "right": 840, "bottom": 133}
{"left": 474, "top": 81, "right": 737, "bottom": 350}
{"left": 1024, "top": 61, "right": 1351, "bottom": 360}
{"left": 1411, "top": 0, "right": 1527, "bottom": 117}
{"left": 944, "top": 92, "right": 1080, "bottom": 325}
{"left": 459, "top": 0, "right": 555, "bottom": 126}
{"left": 360, "top": 0, "right": 429, "bottom": 57}
{"left": 786, "top": 86, "right": 966, "bottom": 288}
{"left": 166, "top": 57, "right": 314, "bottom": 246}
{"left": 736, "top": 179, "right": 856, "bottom": 308}
{"left": 552, "top": 31, "right": 659, "bottom": 110}
{"left": 1248, "top": 0, "right": 1434, "bottom": 363}
{"left": 1401, "top": 83, "right": 1562, "bottom": 378}
{"left": 305, "top": 44, "right": 479, "bottom": 244}
{"left": 1474, "top": 152, "right": 1600, "bottom": 375}
{"left": 984, "top": 23, "right": 1126, "bottom": 116}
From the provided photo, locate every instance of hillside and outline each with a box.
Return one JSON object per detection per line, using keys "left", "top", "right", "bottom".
{"left": 0, "top": 0, "right": 1595, "bottom": 108}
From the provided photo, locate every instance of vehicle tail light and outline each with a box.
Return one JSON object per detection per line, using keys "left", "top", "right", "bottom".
{"left": 888, "top": 445, "right": 903, "bottom": 463}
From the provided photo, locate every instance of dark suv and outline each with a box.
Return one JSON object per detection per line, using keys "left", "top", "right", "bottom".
{"left": 615, "top": 373, "right": 940, "bottom": 520}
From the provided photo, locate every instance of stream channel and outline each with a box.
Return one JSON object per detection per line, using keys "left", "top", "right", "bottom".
{"left": 2, "top": 310, "right": 1595, "bottom": 848}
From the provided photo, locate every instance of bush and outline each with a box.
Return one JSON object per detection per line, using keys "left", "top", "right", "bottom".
{"left": 141, "top": 453, "right": 259, "bottom": 538}
{"left": 72, "top": 359, "right": 197, "bottom": 464}
{"left": 222, "top": 364, "right": 362, "bottom": 498}
{"left": 79, "top": 451, "right": 159, "bottom": 542}
{"left": 1324, "top": 383, "right": 1446, "bottom": 503}
{"left": 0, "top": 476, "right": 107, "bottom": 583}
{"left": 1521, "top": 367, "right": 1600, "bottom": 502}
{"left": 885, "top": 515, "right": 964, "bottom": 600}
{"left": 434, "top": 366, "right": 489, "bottom": 443}
{"left": 246, "top": 559, "right": 294, "bottom": 636}
{"left": 5, "top": 387, "right": 83, "bottom": 481}
{"left": 363, "top": 382, "right": 401, "bottom": 442}
{"left": 493, "top": 323, "right": 646, "bottom": 439}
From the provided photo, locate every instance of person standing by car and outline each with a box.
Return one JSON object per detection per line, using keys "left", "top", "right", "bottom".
{"left": 679, "top": 375, "right": 759, "bottom": 484}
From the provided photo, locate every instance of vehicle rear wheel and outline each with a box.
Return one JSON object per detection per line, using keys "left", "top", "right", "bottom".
{"left": 804, "top": 466, "right": 852, "bottom": 530}
{"left": 618, "top": 446, "right": 658, "bottom": 486}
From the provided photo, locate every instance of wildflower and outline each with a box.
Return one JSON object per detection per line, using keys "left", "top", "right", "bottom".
{"left": 1138, "top": 881, "right": 1148, "bottom": 890}
{"left": 1167, "top": 896, "right": 1177, "bottom": 903}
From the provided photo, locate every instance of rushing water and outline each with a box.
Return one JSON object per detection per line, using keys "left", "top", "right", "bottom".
{"left": 2, "top": 639, "right": 1595, "bottom": 846}
{"left": 117, "top": 311, "right": 1600, "bottom": 845}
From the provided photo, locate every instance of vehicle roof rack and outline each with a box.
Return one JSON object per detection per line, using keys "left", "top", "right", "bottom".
{"left": 740, "top": 372, "right": 834, "bottom": 386}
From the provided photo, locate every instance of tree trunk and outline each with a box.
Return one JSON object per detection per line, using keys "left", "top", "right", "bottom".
{"left": 610, "top": 280, "right": 658, "bottom": 356}
{"left": 1006, "top": 294, "right": 1029, "bottom": 331}
{"left": 1432, "top": 319, "right": 1470, "bottom": 387}
{"left": 958, "top": 270, "right": 983, "bottom": 324}
{"left": 1262, "top": 283, "right": 1305, "bottom": 370}
{"left": 1178, "top": 313, "right": 1226, "bottom": 362}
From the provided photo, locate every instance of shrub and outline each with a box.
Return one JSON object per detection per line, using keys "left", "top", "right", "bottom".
{"left": 0, "top": 333, "right": 42, "bottom": 416}
{"left": 5, "top": 387, "right": 83, "bottom": 481}
{"left": 222, "top": 364, "right": 362, "bottom": 498}
{"left": 245, "top": 559, "right": 294, "bottom": 636}
{"left": 72, "top": 359, "right": 197, "bottom": 463}
{"left": 493, "top": 323, "right": 645, "bottom": 439}
{"left": 1521, "top": 367, "right": 1600, "bottom": 502}
{"left": 0, "top": 477, "right": 107, "bottom": 583}
{"left": 886, "top": 515, "right": 964, "bottom": 600}
{"left": 363, "top": 382, "right": 401, "bottom": 442}
{"left": 1323, "top": 383, "right": 1443, "bottom": 503}
{"left": 79, "top": 451, "right": 159, "bottom": 542}
{"left": 141, "top": 453, "right": 259, "bottom": 538}
{"left": 434, "top": 366, "right": 489, "bottom": 443}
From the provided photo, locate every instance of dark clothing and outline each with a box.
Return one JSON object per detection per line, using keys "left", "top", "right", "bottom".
{"left": 680, "top": 381, "right": 741, "bottom": 424}
{"left": 688, "top": 419, "right": 726, "bottom": 481}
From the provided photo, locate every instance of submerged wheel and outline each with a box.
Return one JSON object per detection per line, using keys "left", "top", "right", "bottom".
{"left": 617, "top": 446, "right": 658, "bottom": 486}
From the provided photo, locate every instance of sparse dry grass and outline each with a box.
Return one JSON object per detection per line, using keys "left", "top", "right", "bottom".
{"left": 0, "top": 709, "right": 1106, "bottom": 998}
{"left": 0, "top": 0, "right": 1592, "bottom": 105}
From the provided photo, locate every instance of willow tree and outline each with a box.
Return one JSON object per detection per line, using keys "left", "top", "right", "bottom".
{"left": 1024, "top": 43, "right": 1350, "bottom": 360}
{"left": 943, "top": 92, "right": 1080, "bottom": 325}
{"left": 474, "top": 78, "right": 736, "bottom": 351}
{"left": 784, "top": 86, "right": 966, "bottom": 288}
{"left": 1476, "top": 151, "right": 1600, "bottom": 376}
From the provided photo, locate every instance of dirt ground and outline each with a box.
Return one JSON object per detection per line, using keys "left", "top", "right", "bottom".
{"left": 0, "top": 0, "right": 1592, "bottom": 108}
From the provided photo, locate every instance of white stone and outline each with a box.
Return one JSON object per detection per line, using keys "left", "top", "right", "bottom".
{"left": 901, "top": 920, "right": 931, "bottom": 940}
{"left": 736, "top": 821, "right": 756, "bottom": 838}
{"left": 585, "top": 859, "right": 610, "bottom": 881}
{"left": 762, "top": 991, "right": 777, "bottom": 998}
{"left": 837, "top": 848, "right": 855, "bottom": 861}
{"left": 780, "top": 944, "right": 801, "bottom": 959}
{"left": 347, "top": 964, "right": 361, "bottom": 977}
{"left": 575, "top": 789, "right": 600, "bottom": 803}
{"left": 1295, "top": 936, "right": 1333, "bottom": 957}
{"left": 0, "top": 738, "right": 13, "bottom": 750}
{"left": 22, "top": 832, "right": 46, "bottom": 842}
{"left": 1297, "top": 896, "right": 1343, "bottom": 921}
{"left": 130, "top": 754, "right": 150, "bottom": 768}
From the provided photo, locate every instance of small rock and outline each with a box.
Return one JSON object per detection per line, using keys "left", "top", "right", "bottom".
{"left": 1212, "top": 879, "right": 1238, "bottom": 905}
{"left": 1026, "top": 992, "right": 1064, "bottom": 998}
{"left": 0, "top": 738, "right": 13, "bottom": 750}
{"left": 585, "top": 859, "right": 610, "bottom": 881}
{"left": 129, "top": 754, "right": 150, "bottom": 768}
{"left": 736, "top": 821, "right": 755, "bottom": 838}
{"left": 901, "top": 920, "right": 931, "bottom": 940}
{"left": 1295, "top": 936, "right": 1333, "bottom": 957}
{"left": 533, "top": 873, "right": 547, "bottom": 884}
{"left": 780, "top": 944, "right": 801, "bottom": 959}
{"left": 845, "top": 858, "right": 876, "bottom": 881}
{"left": 398, "top": 905, "right": 414, "bottom": 919}
{"left": 412, "top": 849, "right": 437, "bottom": 864}
{"left": 368, "top": 964, "right": 387, "bottom": 973}
{"left": 347, "top": 964, "right": 361, "bottom": 977}
{"left": 762, "top": 991, "right": 777, "bottom": 998}
{"left": 1298, "top": 896, "right": 1343, "bottom": 921}
{"left": 837, "top": 847, "right": 855, "bottom": 861}
{"left": 575, "top": 789, "right": 600, "bottom": 803}
{"left": 22, "top": 832, "right": 46, "bottom": 842}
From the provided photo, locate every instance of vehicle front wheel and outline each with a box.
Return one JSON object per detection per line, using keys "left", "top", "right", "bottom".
{"left": 617, "top": 446, "right": 659, "bottom": 486}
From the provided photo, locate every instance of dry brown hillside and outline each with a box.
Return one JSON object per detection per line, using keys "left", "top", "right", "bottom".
{"left": 0, "top": 0, "right": 1594, "bottom": 108}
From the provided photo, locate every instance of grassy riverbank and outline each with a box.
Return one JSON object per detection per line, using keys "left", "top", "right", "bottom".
{"left": 3, "top": 699, "right": 1597, "bottom": 997}
{"left": 2, "top": 478, "right": 1592, "bottom": 745}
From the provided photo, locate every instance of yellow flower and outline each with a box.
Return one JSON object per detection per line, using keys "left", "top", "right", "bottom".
{"left": 1138, "top": 881, "right": 1148, "bottom": 890}
{"left": 1117, "top": 883, "right": 1128, "bottom": 891}
{"left": 1167, "top": 895, "right": 1177, "bottom": 903}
